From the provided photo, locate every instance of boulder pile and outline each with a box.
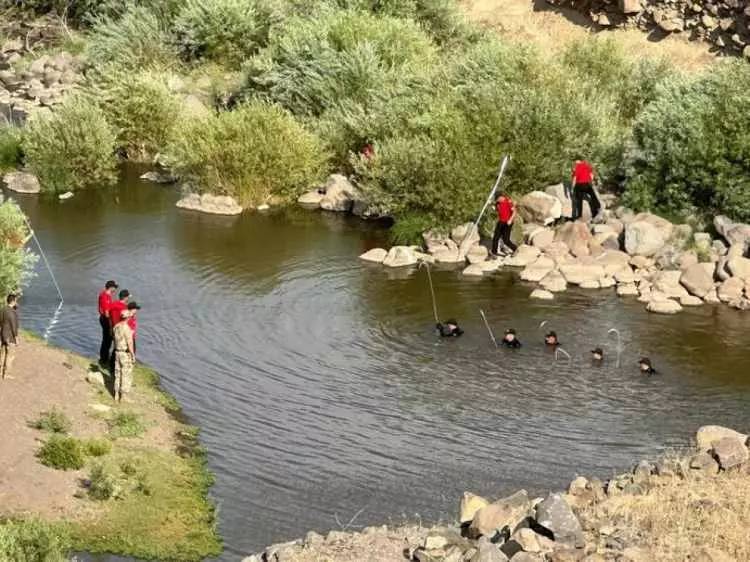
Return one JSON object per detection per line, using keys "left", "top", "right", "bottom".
{"left": 547, "top": 0, "right": 750, "bottom": 58}
{"left": 298, "top": 174, "right": 375, "bottom": 218}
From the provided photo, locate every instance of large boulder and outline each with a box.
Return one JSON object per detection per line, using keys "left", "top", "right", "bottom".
{"left": 696, "top": 425, "right": 748, "bottom": 451}
{"left": 711, "top": 436, "right": 749, "bottom": 470}
{"left": 534, "top": 494, "right": 584, "bottom": 548}
{"left": 517, "top": 191, "right": 562, "bottom": 226}
{"left": 559, "top": 262, "right": 605, "bottom": 286}
{"left": 624, "top": 217, "right": 671, "bottom": 257}
{"left": 505, "top": 245, "right": 540, "bottom": 267}
{"left": 529, "top": 228, "right": 555, "bottom": 250}
{"left": 382, "top": 246, "right": 418, "bottom": 268}
{"left": 451, "top": 223, "right": 480, "bottom": 248}
{"left": 469, "top": 490, "right": 531, "bottom": 539}
{"left": 460, "top": 492, "right": 490, "bottom": 524}
{"left": 2, "top": 171, "right": 41, "bottom": 194}
{"left": 297, "top": 190, "right": 324, "bottom": 207}
{"left": 545, "top": 183, "right": 573, "bottom": 219}
{"left": 555, "top": 222, "right": 594, "bottom": 258}
{"left": 646, "top": 296, "right": 682, "bottom": 315}
{"left": 319, "top": 174, "right": 361, "bottom": 212}
{"left": 359, "top": 248, "right": 387, "bottom": 263}
{"left": 176, "top": 193, "right": 242, "bottom": 215}
{"left": 594, "top": 250, "right": 632, "bottom": 276}
{"left": 520, "top": 256, "right": 555, "bottom": 282}
{"left": 652, "top": 270, "right": 689, "bottom": 299}
{"left": 727, "top": 256, "right": 750, "bottom": 281}
{"left": 680, "top": 263, "right": 714, "bottom": 298}
{"left": 540, "top": 270, "right": 567, "bottom": 293}
{"left": 714, "top": 215, "right": 750, "bottom": 251}
{"left": 718, "top": 277, "right": 744, "bottom": 303}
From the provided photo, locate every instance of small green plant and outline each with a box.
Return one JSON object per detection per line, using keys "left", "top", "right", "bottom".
{"left": 87, "top": 464, "right": 115, "bottom": 501}
{"left": 120, "top": 459, "right": 138, "bottom": 476}
{"left": 135, "top": 474, "right": 153, "bottom": 496}
{"left": 0, "top": 124, "right": 23, "bottom": 171}
{"left": 108, "top": 412, "right": 146, "bottom": 438}
{"left": 37, "top": 435, "right": 85, "bottom": 470}
{"left": 0, "top": 519, "right": 70, "bottom": 562}
{"left": 83, "top": 438, "right": 112, "bottom": 457}
{"left": 29, "top": 409, "right": 72, "bottom": 435}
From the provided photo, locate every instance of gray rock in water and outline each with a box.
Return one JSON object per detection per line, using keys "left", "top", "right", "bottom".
{"left": 140, "top": 170, "right": 177, "bottom": 184}
{"left": 711, "top": 436, "right": 749, "bottom": 470}
{"left": 534, "top": 493, "right": 584, "bottom": 548}
{"left": 3, "top": 171, "right": 41, "bottom": 194}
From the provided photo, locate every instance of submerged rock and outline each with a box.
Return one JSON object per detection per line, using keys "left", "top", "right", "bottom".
{"left": 530, "top": 289, "right": 554, "bottom": 300}
{"left": 359, "top": 248, "right": 387, "bottom": 263}
{"left": 176, "top": 193, "right": 242, "bottom": 215}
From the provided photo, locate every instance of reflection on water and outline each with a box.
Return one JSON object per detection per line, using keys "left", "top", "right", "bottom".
{"left": 9, "top": 169, "right": 750, "bottom": 560}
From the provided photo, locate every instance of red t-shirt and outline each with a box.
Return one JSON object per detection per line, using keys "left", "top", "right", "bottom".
{"left": 98, "top": 290, "right": 112, "bottom": 316}
{"left": 573, "top": 161, "right": 594, "bottom": 184}
{"left": 109, "top": 300, "right": 127, "bottom": 327}
{"left": 496, "top": 197, "right": 514, "bottom": 224}
{"left": 128, "top": 315, "right": 137, "bottom": 338}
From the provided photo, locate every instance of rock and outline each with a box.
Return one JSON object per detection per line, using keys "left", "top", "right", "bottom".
{"left": 140, "top": 170, "right": 176, "bottom": 184}
{"left": 505, "top": 245, "right": 541, "bottom": 267}
{"left": 624, "top": 220, "right": 668, "bottom": 257}
{"left": 469, "top": 490, "right": 530, "bottom": 539}
{"left": 530, "top": 228, "right": 555, "bottom": 250}
{"left": 451, "top": 222, "right": 480, "bottom": 248}
{"left": 620, "top": 0, "right": 642, "bottom": 14}
{"left": 646, "top": 296, "right": 682, "bottom": 314}
{"left": 614, "top": 267, "right": 636, "bottom": 284}
{"left": 714, "top": 215, "right": 750, "bottom": 250}
{"left": 599, "top": 276, "right": 615, "bottom": 288}
{"left": 559, "top": 263, "right": 605, "bottom": 286}
{"left": 555, "top": 222, "right": 594, "bottom": 258}
{"left": 579, "top": 280, "right": 600, "bottom": 289}
{"left": 696, "top": 425, "right": 749, "bottom": 451}
{"left": 433, "top": 248, "right": 466, "bottom": 265}
{"left": 176, "top": 193, "right": 242, "bottom": 215}
{"left": 711, "top": 436, "right": 749, "bottom": 470}
{"left": 717, "top": 277, "right": 744, "bottom": 303}
{"left": 629, "top": 255, "right": 653, "bottom": 269}
{"left": 86, "top": 371, "right": 106, "bottom": 387}
{"left": 481, "top": 259, "right": 502, "bottom": 273}
{"left": 545, "top": 183, "right": 572, "bottom": 219}
{"left": 540, "top": 270, "right": 567, "bottom": 293}
{"left": 689, "top": 451, "right": 719, "bottom": 475}
{"left": 359, "top": 248, "right": 387, "bottom": 263}
{"left": 2, "top": 171, "right": 41, "bottom": 194}
{"left": 467, "top": 245, "right": 490, "bottom": 264}
{"left": 680, "top": 294, "right": 703, "bottom": 306}
{"left": 617, "top": 283, "right": 639, "bottom": 296}
{"left": 472, "top": 537, "right": 509, "bottom": 562}
{"left": 463, "top": 264, "right": 485, "bottom": 277}
{"left": 517, "top": 191, "right": 562, "bottom": 226}
{"left": 534, "top": 494, "right": 583, "bottom": 548}
{"left": 460, "top": 492, "right": 490, "bottom": 524}
{"left": 594, "top": 250, "right": 632, "bottom": 276}
{"left": 691, "top": 547, "right": 737, "bottom": 562}
{"left": 509, "top": 528, "right": 554, "bottom": 554}
{"left": 530, "top": 289, "right": 554, "bottom": 300}
{"left": 423, "top": 230, "right": 453, "bottom": 254}
{"left": 520, "top": 256, "right": 555, "bottom": 282}
{"left": 382, "top": 246, "right": 418, "bottom": 268}
{"left": 681, "top": 263, "right": 714, "bottom": 298}
{"left": 727, "top": 256, "right": 750, "bottom": 281}
{"left": 703, "top": 289, "right": 720, "bottom": 304}
{"left": 319, "top": 174, "right": 360, "bottom": 212}
{"left": 413, "top": 251, "right": 434, "bottom": 265}
{"left": 58, "top": 191, "right": 74, "bottom": 201}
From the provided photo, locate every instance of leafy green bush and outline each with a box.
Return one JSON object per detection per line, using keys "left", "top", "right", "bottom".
{"left": 83, "top": 438, "right": 112, "bottom": 457}
{"left": 0, "top": 125, "right": 23, "bottom": 171}
{"left": 166, "top": 101, "right": 328, "bottom": 207}
{"left": 23, "top": 95, "right": 117, "bottom": 193}
{"left": 0, "top": 519, "right": 69, "bottom": 562}
{"left": 29, "top": 409, "right": 72, "bottom": 435}
{"left": 623, "top": 60, "right": 750, "bottom": 222}
{"left": 108, "top": 411, "right": 145, "bottom": 438}
{"left": 37, "top": 435, "right": 85, "bottom": 470}
{"left": 0, "top": 201, "right": 38, "bottom": 297}
{"left": 173, "top": 0, "right": 277, "bottom": 66}
{"left": 87, "top": 464, "right": 115, "bottom": 500}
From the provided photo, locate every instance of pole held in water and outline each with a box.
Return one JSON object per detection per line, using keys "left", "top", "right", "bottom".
{"left": 420, "top": 261, "right": 440, "bottom": 324}
{"left": 479, "top": 309, "right": 498, "bottom": 348}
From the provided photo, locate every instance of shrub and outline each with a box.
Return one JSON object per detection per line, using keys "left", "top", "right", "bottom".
{"left": 0, "top": 125, "right": 23, "bottom": 171}
{"left": 166, "top": 101, "right": 328, "bottom": 207}
{"left": 108, "top": 411, "right": 145, "bottom": 438}
{"left": 623, "top": 60, "right": 750, "bottom": 222}
{"left": 173, "top": 0, "right": 278, "bottom": 66}
{"left": 23, "top": 95, "right": 117, "bottom": 193}
{"left": 0, "top": 201, "right": 38, "bottom": 297}
{"left": 87, "top": 464, "right": 115, "bottom": 500}
{"left": 83, "top": 438, "right": 112, "bottom": 457}
{"left": 29, "top": 409, "right": 72, "bottom": 435}
{"left": 37, "top": 436, "right": 85, "bottom": 470}
{"left": 0, "top": 519, "right": 69, "bottom": 562}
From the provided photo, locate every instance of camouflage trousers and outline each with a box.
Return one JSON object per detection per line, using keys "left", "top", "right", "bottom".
{"left": 114, "top": 350, "right": 134, "bottom": 398}
{"left": 0, "top": 343, "right": 16, "bottom": 379}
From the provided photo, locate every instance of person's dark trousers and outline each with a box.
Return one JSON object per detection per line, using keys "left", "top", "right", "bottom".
{"left": 492, "top": 221, "right": 517, "bottom": 254}
{"left": 99, "top": 314, "right": 112, "bottom": 365}
{"left": 572, "top": 183, "right": 600, "bottom": 221}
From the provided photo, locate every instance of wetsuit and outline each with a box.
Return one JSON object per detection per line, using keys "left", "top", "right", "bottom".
{"left": 502, "top": 338, "right": 522, "bottom": 349}
{"left": 642, "top": 367, "right": 657, "bottom": 376}
{"left": 436, "top": 323, "right": 463, "bottom": 337}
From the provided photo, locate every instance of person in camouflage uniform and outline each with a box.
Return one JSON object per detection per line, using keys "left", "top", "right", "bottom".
{"left": 113, "top": 309, "right": 136, "bottom": 402}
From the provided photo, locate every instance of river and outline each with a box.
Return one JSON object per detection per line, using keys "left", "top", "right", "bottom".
{"left": 10, "top": 167, "right": 750, "bottom": 561}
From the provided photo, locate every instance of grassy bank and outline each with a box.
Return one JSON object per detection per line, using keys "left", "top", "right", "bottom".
{"left": 0, "top": 334, "right": 221, "bottom": 561}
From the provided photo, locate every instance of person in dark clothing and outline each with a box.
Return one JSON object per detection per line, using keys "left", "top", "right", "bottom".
{"left": 492, "top": 192, "right": 518, "bottom": 256}
{"left": 0, "top": 293, "right": 20, "bottom": 380}
{"left": 436, "top": 319, "right": 463, "bottom": 338}
{"left": 544, "top": 331, "right": 560, "bottom": 347}
{"left": 98, "top": 280, "right": 118, "bottom": 366}
{"left": 639, "top": 357, "right": 657, "bottom": 375}
{"left": 571, "top": 158, "right": 601, "bottom": 221}
{"left": 591, "top": 347, "right": 604, "bottom": 363}
{"left": 502, "top": 328, "right": 522, "bottom": 349}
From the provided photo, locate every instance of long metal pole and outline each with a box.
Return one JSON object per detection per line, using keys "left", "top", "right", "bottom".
{"left": 479, "top": 309, "right": 498, "bottom": 348}
{"left": 422, "top": 262, "right": 439, "bottom": 324}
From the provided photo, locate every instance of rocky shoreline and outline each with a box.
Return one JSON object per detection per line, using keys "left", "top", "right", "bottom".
{"left": 244, "top": 425, "right": 749, "bottom": 562}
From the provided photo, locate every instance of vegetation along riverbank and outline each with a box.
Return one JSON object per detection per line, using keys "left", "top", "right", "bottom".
{"left": 245, "top": 425, "right": 750, "bottom": 562}
{"left": 0, "top": 333, "right": 221, "bottom": 561}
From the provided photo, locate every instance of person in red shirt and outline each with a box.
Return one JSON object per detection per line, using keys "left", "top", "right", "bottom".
{"left": 98, "top": 280, "right": 118, "bottom": 365}
{"left": 109, "top": 289, "right": 130, "bottom": 330}
{"left": 492, "top": 191, "right": 518, "bottom": 256}
{"left": 571, "top": 157, "right": 601, "bottom": 221}
{"left": 126, "top": 301, "right": 141, "bottom": 356}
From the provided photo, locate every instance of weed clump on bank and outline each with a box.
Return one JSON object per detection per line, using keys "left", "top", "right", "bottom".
{"left": 108, "top": 411, "right": 145, "bottom": 439}
{"left": 29, "top": 409, "right": 71, "bottom": 435}
{"left": 37, "top": 435, "right": 85, "bottom": 470}
{"left": 0, "top": 519, "right": 70, "bottom": 562}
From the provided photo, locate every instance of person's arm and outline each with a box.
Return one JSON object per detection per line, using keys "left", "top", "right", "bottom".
{"left": 509, "top": 203, "right": 517, "bottom": 225}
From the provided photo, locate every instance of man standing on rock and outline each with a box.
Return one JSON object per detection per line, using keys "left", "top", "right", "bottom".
{"left": 113, "top": 310, "right": 136, "bottom": 402}
{"left": 492, "top": 191, "right": 517, "bottom": 256}
{"left": 571, "top": 157, "right": 601, "bottom": 221}
{"left": 0, "top": 294, "right": 20, "bottom": 380}
{"left": 98, "top": 280, "right": 118, "bottom": 366}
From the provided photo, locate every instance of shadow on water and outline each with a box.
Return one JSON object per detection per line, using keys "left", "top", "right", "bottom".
{"left": 9, "top": 169, "right": 750, "bottom": 560}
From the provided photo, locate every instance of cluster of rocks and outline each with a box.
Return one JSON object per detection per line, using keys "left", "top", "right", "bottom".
{"left": 0, "top": 42, "right": 82, "bottom": 125}
{"left": 548, "top": 0, "right": 750, "bottom": 57}
{"left": 298, "top": 174, "right": 374, "bottom": 218}
{"left": 359, "top": 184, "right": 750, "bottom": 315}
{"left": 245, "top": 425, "right": 748, "bottom": 562}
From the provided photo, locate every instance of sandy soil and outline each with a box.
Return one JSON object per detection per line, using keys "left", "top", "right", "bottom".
{"left": 460, "top": 0, "right": 716, "bottom": 70}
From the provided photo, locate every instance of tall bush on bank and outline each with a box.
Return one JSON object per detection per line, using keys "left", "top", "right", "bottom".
{"left": 0, "top": 200, "right": 38, "bottom": 297}
{"left": 0, "top": 519, "right": 69, "bottom": 562}
{"left": 23, "top": 96, "right": 117, "bottom": 193}
{"left": 165, "top": 102, "right": 328, "bottom": 207}
{"left": 623, "top": 60, "right": 750, "bottom": 222}
{"left": 0, "top": 125, "right": 23, "bottom": 171}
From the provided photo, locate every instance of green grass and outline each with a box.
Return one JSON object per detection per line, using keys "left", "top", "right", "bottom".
{"left": 28, "top": 409, "right": 72, "bottom": 435}
{"left": 37, "top": 435, "right": 85, "bottom": 471}
{"left": 83, "top": 438, "right": 112, "bottom": 457}
{"left": 87, "top": 464, "right": 115, "bottom": 501}
{"left": 0, "top": 519, "right": 70, "bottom": 562}
{"left": 108, "top": 412, "right": 146, "bottom": 439}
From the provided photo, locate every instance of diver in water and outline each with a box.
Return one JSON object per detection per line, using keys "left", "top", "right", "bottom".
{"left": 436, "top": 319, "right": 463, "bottom": 338}
{"left": 639, "top": 357, "right": 657, "bottom": 375}
{"left": 544, "top": 331, "right": 560, "bottom": 347}
{"left": 502, "top": 328, "right": 522, "bottom": 348}
{"left": 591, "top": 347, "right": 604, "bottom": 364}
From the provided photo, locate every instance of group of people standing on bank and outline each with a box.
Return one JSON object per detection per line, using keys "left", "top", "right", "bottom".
{"left": 98, "top": 281, "right": 141, "bottom": 402}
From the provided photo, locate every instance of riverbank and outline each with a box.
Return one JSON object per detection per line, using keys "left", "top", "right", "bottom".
{"left": 0, "top": 332, "right": 221, "bottom": 561}
{"left": 246, "top": 425, "right": 749, "bottom": 561}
